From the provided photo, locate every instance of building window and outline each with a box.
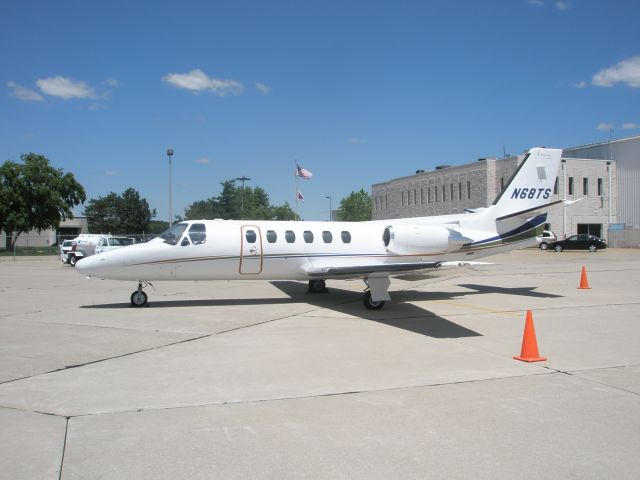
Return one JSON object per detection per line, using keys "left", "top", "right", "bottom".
{"left": 583, "top": 177, "right": 589, "bottom": 195}
{"left": 459, "top": 182, "right": 462, "bottom": 200}
{"left": 420, "top": 188, "right": 424, "bottom": 204}
{"left": 597, "top": 178, "right": 603, "bottom": 196}
{"left": 427, "top": 186, "right": 431, "bottom": 203}
{"left": 467, "top": 181, "right": 471, "bottom": 199}
{"left": 450, "top": 184, "right": 454, "bottom": 201}
{"left": 414, "top": 189, "right": 418, "bottom": 205}
{"left": 442, "top": 186, "right": 446, "bottom": 202}
{"left": 500, "top": 177, "right": 504, "bottom": 191}
{"left": 434, "top": 186, "right": 438, "bottom": 203}
{"left": 568, "top": 177, "right": 574, "bottom": 195}
{"left": 553, "top": 177, "right": 559, "bottom": 195}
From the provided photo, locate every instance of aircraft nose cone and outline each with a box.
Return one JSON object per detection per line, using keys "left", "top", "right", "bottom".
{"left": 75, "top": 254, "right": 104, "bottom": 277}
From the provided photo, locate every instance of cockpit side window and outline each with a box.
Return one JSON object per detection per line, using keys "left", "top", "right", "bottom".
{"left": 159, "top": 223, "right": 188, "bottom": 245}
{"left": 188, "top": 223, "right": 207, "bottom": 245}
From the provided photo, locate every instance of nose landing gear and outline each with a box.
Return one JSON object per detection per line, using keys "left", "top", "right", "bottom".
{"left": 130, "top": 282, "right": 152, "bottom": 307}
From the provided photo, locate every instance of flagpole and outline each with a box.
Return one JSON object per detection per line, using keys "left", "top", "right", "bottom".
{"left": 294, "top": 160, "right": 299, "bottom": 217}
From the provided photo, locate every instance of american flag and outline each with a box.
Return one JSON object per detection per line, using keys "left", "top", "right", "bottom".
{"left": 296, "top": 163, "right": 313, "bottom": 179}
{"left": 296, "top": 190, "right": 304, "bottom": 201}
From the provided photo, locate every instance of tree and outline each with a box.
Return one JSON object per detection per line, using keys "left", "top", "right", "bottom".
{"left": 184, "top": 180, "right": 300, "bottom": 221}
{"left": 0, "top": 153, "right": 86, "bottom": 250}
{"left": 84, "top": 188, "right": 155, "bottom": 234}
{"left": 336, "top": 189, "right": 372, "bottom": 221}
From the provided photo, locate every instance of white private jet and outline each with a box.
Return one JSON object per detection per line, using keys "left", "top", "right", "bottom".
{"left": 77, "top": 147, "right": 563, "bottom": 309}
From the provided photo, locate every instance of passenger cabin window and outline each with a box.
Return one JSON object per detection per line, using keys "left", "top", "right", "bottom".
{"left": 266, "top": 230, "right": 277, "bottom": 243}
{"left": 341, "top": 231, "right": 351, "bottom": 243}
{"left": 322, "top": 231, "right": 333, "bottom": 243}
{"left": 285, "top": 230, "right": 296, "bottom": 243}
{"left": 303, "top": 231, "right": 314, "bottom": 243}
{"left": 188, "top": 223, "right": 207, "bottom": 244}
{"left": 245, "top": 230, "right": 257, "bottom": 243}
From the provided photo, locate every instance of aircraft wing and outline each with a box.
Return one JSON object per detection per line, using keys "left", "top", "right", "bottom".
{"left": 305, "top": 261, "right": 490, "bottom": 279}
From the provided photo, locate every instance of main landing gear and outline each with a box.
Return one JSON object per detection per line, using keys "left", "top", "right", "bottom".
{"left": 362, "top": 290, "right": 385, "bottom": 310}
{"left": 307, "top": 279, "right": 329, "bottom": 293}
{"left": 308, "top": 277, "right": 390, "bottom": 310}
{"left": 130, "top": 282, "right": 151, "bottom": 307}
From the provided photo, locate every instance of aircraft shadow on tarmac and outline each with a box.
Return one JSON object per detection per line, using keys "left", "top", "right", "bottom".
{"left": 80, "top": 281, "right": 561, "bottom": 339}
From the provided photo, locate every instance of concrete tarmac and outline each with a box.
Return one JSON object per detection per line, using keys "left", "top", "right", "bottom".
{"left": 1, "top": 249, "right": 639, "bottom": 479}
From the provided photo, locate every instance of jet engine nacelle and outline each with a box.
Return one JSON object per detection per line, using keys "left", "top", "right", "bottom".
{"left": 383, "top": 224, "right": 470, "bottom": 256}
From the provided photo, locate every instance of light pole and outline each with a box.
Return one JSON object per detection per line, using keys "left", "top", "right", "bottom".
{"left": 167, "top": 148, "right": 174, "bottom": 228}
{"left": 236, "top": 176, "right": 251, "bottom": 218}
{"left": 325, "top": 196, "right": 332, "bottom": 221}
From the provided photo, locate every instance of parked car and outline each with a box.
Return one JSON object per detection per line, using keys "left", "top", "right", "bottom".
{"left": 536, "top": 230, "right": 557, "bottom": 250}
{"left": 58, "top": 240, "right": 74, "bottom": 264}
{"left": 549, "top": 234, "right": 607, "bottom": 252}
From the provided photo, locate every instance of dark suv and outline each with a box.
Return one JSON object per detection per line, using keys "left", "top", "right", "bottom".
{"left": 549, "top": 234, "right": 607, "bottom": 252}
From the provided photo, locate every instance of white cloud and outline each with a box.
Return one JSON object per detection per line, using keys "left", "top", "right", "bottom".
{"left": 105, "top": 78, "right": 120, "bottom": 87}
{"left": 622, "top": 123, "right": 639, "bottom": 130}
{"left": 528, "top": 0, "right": 544, "bottom": 6}
{"left": 36, "top": 76, "right": 96, "bottom": 99}
{"left": 255, "top": 82, "right": 271, "bottom": 94}
{"left": 103, "top": 169, "right": 118, "bottom": 176}
{"left": 592, "top": 56, "right": 640, "bottom": 88}
{"left": 572, "top": 80, "right": 586, "bottom": 88}
{"left": 348, "top": 137, "right": 366, "bottom": 144}
{"left": 162, "top": 69, "right": 243, "bottom": 96}
{"left": 195, "top": 157, "right": 210, "bottom": 164}
{"left": 596, "top": 122, "right": 614, "bottom": 132}
{"left": 555, "top": 1, "right": 569, "bottom": 11}
{"left": 7, "top": 81, "right": 44, "bottom": 101}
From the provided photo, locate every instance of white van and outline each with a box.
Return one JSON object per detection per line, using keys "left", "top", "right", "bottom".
{"left": 94, "top": 236, "right": 135, "bottom": 254}
{"left": 66, "top": 234, "right": 108, "bottom": 266}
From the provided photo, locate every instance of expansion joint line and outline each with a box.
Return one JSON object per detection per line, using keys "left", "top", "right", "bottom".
{"left": 58, "top": 416, "right": 70, "bottom": 480}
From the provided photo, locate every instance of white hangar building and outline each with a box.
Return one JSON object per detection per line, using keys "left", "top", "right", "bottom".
{"left": 372, "top": 135, "right": 640, "bottom": 245}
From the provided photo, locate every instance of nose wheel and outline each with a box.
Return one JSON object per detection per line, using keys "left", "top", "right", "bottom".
{"left": 130, "top": 282, "right": 150, "bottom": 307}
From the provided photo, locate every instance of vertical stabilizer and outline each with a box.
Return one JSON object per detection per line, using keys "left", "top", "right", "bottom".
{"left": 490, "top": 147, "right": 563, "bottom": 220}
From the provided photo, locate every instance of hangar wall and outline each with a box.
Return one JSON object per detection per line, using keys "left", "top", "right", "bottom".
{"left": 562, "top": 135, "right": 640, "bottom": 229}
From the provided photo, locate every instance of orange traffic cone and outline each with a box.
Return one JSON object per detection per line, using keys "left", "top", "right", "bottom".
{"left": 514, "top": 310, "right": 547, "bottom": 362}
{"left": 578, "top": 266, "right": 591, "bottom": 289}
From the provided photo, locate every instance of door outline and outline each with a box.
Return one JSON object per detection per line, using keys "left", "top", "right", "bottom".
{"left": 239, "top": 225, "right": 264, "bottom": 275}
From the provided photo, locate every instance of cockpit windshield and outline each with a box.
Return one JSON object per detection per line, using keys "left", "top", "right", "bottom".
{"left": 159, "top": 223, "right": 188, "bottom": 245}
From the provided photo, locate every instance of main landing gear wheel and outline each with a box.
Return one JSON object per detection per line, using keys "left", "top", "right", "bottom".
{"left": 308, "top": 279, "right": 328, "bottom": 293}
{"left": 130, "top": 282, "right": 149, "bottom": 307}
{"left": 363, "top": 291, "right": 385, "bottom": 310}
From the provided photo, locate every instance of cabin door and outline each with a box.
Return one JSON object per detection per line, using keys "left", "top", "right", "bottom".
{"left": 239, "top": 225, "right": 263, "bottom": 274}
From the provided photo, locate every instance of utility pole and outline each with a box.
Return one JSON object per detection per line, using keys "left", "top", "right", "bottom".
{"left": 236, "top": 176, "right": 251, "bottom": 218}
{"left": 167, "top": 148, "right": 174, "bottom": 228}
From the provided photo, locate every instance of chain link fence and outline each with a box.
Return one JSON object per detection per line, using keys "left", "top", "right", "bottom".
{"left": 0, "top": 233, "right": 158, "bottom": 258}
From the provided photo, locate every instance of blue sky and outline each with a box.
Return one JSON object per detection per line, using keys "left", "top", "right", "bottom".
{"left": 2, "top": 0, "right": 639, "bottom": 222}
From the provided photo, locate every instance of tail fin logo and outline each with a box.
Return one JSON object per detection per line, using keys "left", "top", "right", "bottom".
{"left": 511, "top": 187, "right": 551, "bottom": 200}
